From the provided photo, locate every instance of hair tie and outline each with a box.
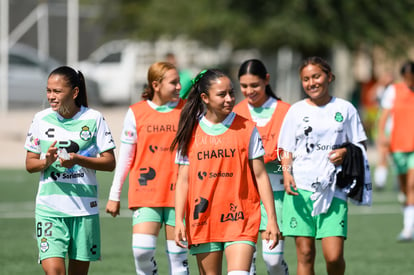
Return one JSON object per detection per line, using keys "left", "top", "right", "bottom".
{"left": 191, "top": 69, "right": 208, "bottom": 85}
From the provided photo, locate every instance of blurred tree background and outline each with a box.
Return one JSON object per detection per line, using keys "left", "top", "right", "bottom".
{"left": 91, "top": 0, "right": 414, "bottom": 57}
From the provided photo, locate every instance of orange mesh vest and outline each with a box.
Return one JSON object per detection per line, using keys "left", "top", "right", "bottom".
{"left": 185, "top": 114, "right": 261, "bottom": 245}
{"left": 234, "top": 99, "right": 290, "bottom": 163}
{"left": 128, "top": 99, "right": 185, "bottom": 208}
{"left": 390, "top": 83, "right": 414, "bottom": 152}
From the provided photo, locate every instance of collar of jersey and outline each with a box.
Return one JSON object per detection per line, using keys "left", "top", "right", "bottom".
{"left": 199, "top": 112, "right": 235, "bottom": 135}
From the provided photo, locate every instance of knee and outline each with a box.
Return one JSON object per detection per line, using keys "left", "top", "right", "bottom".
{"left": 325, "top": 253, "right": 345, "bottom": 270}
{"left": 297, "top": 246, "right": 315, "bottom": 264}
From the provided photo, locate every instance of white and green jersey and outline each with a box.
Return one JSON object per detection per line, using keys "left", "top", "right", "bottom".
{"left": 278, "top": 97, "right": 367, "bottom": 196}
{"left": 25, "top": 106, "right": 116, "bottom": 217}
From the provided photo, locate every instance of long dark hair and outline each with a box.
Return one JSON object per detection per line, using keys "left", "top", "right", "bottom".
{"left": 170, "top": 69, "right": 227, "bottom": 156}
{"left": 48, "top": 66, "right": 88, "bottom": 107}
{"left": 238, "top": 59, "right": 280, "bottom": 100}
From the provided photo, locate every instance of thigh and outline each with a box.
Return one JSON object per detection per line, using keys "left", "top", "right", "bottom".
{"left": 69, "top": 215, "right": 101, "bottom": 261}
{"left": 406, "top": 152, "right": 414, "bottom": 171}
{"left": 316, "top": 197, "right": 348, "bottom": 239}
{"left": 321, "top": 236, "right": 344, "bottom": 262}
{"left": 393, "top": 152, "right": 408, "bottom": 175}
{"left": 224, "top": 242, "right": 255, "bottom": 272}
{"left": 35, "top": 215, "right": 69, "bottom": 261}
{"left": 163, "top": 207, "right": 176, "bottom": 227}
{"left": 68, "top": 259, "right": 90, "bottom": 275}
{"left": 260, "top": 191, "right": 284, "bottom": 231}
{"left": 196, "top": 251, "right": 223, "bottom": 275}
{"left": 132, "top": 207, "right": 162, "bottom": 235}
{"left": 283, "top": 189, "right": 315, "bottom": 237}
{"left": 41, "top": 257, "right": 66, "bottom": 274}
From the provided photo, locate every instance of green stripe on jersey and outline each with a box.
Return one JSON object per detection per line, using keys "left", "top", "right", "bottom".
{"left": 39, "top": 181, "right": 98, "bottom": 198}
{"left": 250, "top": 105, "right": 275, "bottom": 118}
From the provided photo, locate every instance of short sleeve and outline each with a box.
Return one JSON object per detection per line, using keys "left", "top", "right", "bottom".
{"left": 380, "top": 85, "right": 396, "bottom": 110}
{"left": 120, "top": 108, "right": 137, "bottom": 144}
{"left": 249, "top": 127, "right": 265, "bottom": 159}
{"left": 95, "top": 114, "right": 116, "bottom": 153}
{"left": 24, "top": 115, "right": 41, "bottom": 154}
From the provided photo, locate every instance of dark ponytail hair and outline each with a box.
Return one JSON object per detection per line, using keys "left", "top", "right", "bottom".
{"left": 171, "top": 69, "right": 227, "bottom": 156}
{"left": 238, "top": 59, "right": 280, "bottom": 100}
{"left": 48, "top": 66, "right": 88, "bottom": 107}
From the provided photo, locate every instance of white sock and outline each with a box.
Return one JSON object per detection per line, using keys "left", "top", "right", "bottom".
{"left": 262, "top": 240, "right": 289, "bottom": 275}
{"left": 228, "top": 271, "right": 249, "bottom": 275}
{"left": 132, "top": 234, "right": 158, "bottom": 275}
{"left": 374, "top": 165, "right": 388, "bottom": 188}
{"left": 166, "top": 240, "right": 189, "bottom": 275}
{"left": 249, "top": 249, "right": 257, "bottom": 275}
{"left": 403, "top": 206, "right": 414, "bottom": 235}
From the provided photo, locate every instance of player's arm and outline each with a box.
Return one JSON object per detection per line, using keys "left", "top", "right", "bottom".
{"left": 175, "top": 164, "right": 189, "bottom": 248}
{"left": 26, "top": 141, "right": 58, "bottom": 173}
{"left": 59, "top": 149, "right": 115, "bottom": 171}
{"left": 251, "top": 157, "right": 280, "bottom": 250}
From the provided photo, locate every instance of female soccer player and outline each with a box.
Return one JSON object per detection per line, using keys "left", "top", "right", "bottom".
{"left": 234, "top": 59, "right": 290, "bottom": 275}
{"left": 106, "top": 62, "right": 189, "bottom": 274}
{"left": 278, "top": 56, "right": 367, "bottom": 275}
{"left": 25, "top": 66, "right": 116, "bottom": 275}
{"left": 172, "top": 69, "right": 280, "bottom": 274}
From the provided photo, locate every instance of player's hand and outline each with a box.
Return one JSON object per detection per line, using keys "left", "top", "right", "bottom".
{"left": 328, "top": 148, "right": 347, "bottom": 166}
{"left": 106, "top": 200, "right": 120, "bottom": 217}
{"left": 263, "top": 221, "right": 281, "bottom": 250}
{"left": 284, "top": 173, "right": 298, "bottom": 196}
{"left": 175, "top": 221, "right": 188, "bottom": 248}
{"left": 59, "top": 152, "right": 77, "bottom": 168}
{"left": 44, "top": 141, "right": 58, "bottom": 168}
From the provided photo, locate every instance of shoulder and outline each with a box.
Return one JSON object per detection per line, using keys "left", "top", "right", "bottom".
{"left": 332, "top": 97, "right": 358, "bottom": 111}
{"left": 233, "top": 99, "right": 248, "bottom": 111}
{"left": 130, "top": 100, "right": 149, "bottom": 109}
{"left": 82, "top": 107, "right": 104, "bottom": 119}
{"left": 33, "top": 108, "right": 54, "bottom": 120}
{"left": 277, "top": 100, "right": 291, "bottom": 108}
{"left": 275, "top": 100, "right": 291, "bottom": 113}
{"left": 234, "top": 113, "right": 255, "bottom": 128}
{"left": 286, "top": 99, "right": 306, "bottom": 112}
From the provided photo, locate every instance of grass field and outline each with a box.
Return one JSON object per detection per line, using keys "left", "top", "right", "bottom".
{"left": 1, "top": 168, "right": 413, "bottom": 274}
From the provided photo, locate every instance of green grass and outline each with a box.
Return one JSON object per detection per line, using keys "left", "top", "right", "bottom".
{"left": 1, "top": 169, "right": 413, "bottom": 274}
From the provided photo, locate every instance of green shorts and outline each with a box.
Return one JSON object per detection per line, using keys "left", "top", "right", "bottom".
{"left": 132, "top": 207, "right": 176, "bottom": 226}
{"left": 260, "top": 191, "right": 284, "bottom": 231}
{"left": 282, "top": 189, "right": 348, "bottom": 239}
{"left": 392, "top": 152, "right": 414, "bottom": 175}
{"left": 35, "top": 214, "right": 100, "bottom": 262}
{"left": 189, "top": 241, "right": 255, "bottom": 255}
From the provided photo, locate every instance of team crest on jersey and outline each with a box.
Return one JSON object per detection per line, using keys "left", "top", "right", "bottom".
{"left": 334, "top": 112, "right": 344, "bottom": 122}
{"left": 40, "top": 238, "right": 49, "bottom": 252}
{"left": 80, "top": 126, "right": 92, "bottom": 141}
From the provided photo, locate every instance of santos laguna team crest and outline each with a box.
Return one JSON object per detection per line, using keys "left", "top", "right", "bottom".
{"left": 80, "top": 126, "right": 92, "bottom": 141}
{"left": 334, "top": 112, "right": 344, "bottom": 122}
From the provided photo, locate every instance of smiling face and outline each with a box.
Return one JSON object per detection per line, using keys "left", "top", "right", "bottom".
{"left": 239, "top": 73, "right": 269, "bottom": 107}
{"left": 300, "top": 64, "right": 333, "bottom": 106}
{"left": 47, "top": 74, "right": 79, "bottom": 118}
{"left": 152, "top": 68, "right": 181, "bottom": 105}
{"left": 201, "top": 76, "right": 235, "bottom": 123}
